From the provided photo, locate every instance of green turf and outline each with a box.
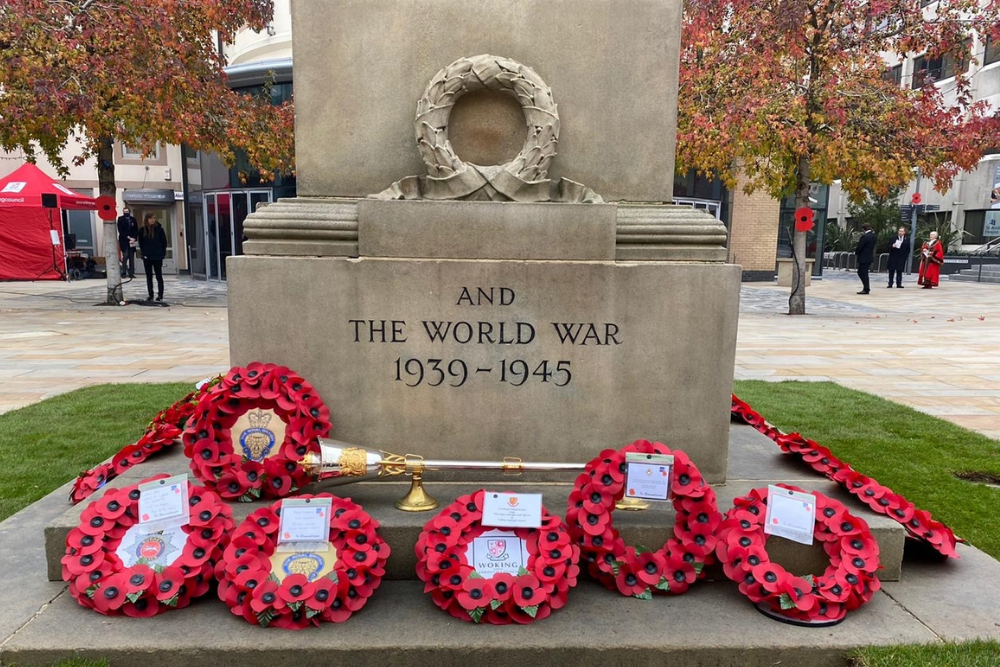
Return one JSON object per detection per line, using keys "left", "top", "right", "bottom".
{"left": 850, "top": 640, "right": 1000, "bottom": 666}
{"left": 0, "top": 382, "right": 192, "bottom": 521}
{"left": 7, "top": 661, "right": 108, "bottom": 667}
{"left": 734, "top": 380, "right": 1000, "bottom": 560}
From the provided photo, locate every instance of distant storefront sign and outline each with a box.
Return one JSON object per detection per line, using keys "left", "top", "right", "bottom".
{"left": 984, "top": 210, "right": 1000, "bottom": 237}
{"left": 123, "top": 189, "right": 175, "bottom": 205}
{"left": 991, "top": 163, "right": 1000, "bottom": 210}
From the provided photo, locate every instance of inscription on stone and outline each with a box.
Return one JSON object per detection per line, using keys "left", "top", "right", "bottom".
{"left": 348, "top": 286, "right": 622, "bottom": 390}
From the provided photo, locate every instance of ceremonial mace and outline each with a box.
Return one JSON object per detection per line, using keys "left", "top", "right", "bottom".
{"left": 302, "top": 439, "right": 592, "bottom": 512}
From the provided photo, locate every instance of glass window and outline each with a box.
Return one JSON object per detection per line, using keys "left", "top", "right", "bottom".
{"left": 64, "top": 209, "right": 95, "bottom": 254}
{"left": 986, "top": 36, "right": 1000, "bottom": 66}
{"left": 884, "top": 64, "right": 902, "bottom": 86}
{"left": 121, "top": 143, "right": 160, "bottom": 159}
{"left": 912, "top": 42, "right": 969, "bottom": 87}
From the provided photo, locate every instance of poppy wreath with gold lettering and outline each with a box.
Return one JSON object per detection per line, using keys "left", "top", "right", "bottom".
{"left": 731, "top": 394, "right": 960, "bottom": 558}
{"left": 215, "top": 494, "right": 390, "bottom": 629}
{"left": 62, "top": 474, "right": 234, "bottom": 617}
{"left": 715, "top": 484, "right": 881, "bottom": 625}
{"left": 70, "top": 380, "right": 220, "bottom": 504}
{"left": 566, "top": 441, "right": 723, "bottom": 598}
{"left": 183, "top": 363, "right": 332, "bottom": 501}
{"left": 414, "top": 490, "right": 580, "bottom": 624}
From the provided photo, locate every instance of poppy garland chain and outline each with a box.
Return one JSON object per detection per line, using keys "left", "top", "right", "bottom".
{"left": 69, "top": 381, "right": 220, "bottom": 504}
{"left": 716, "top": 484, "right": 881, "bottom": 624}
{"left": 415, "top": 490, "right": 581, "bottom": 624}
{"left": 215, "top": 494, "right": 390, "bottom": 629}
{"left": 730, "top": 394, "right": 960, "bottom": 558}
{"left": 182, "top": 362, "right": 332, "bottom": 501}
{"left": 62, "top": 475, "right": 235, "bottom": 617}
{"left": 566, "top": 440, "right": 723, "bottom": 598}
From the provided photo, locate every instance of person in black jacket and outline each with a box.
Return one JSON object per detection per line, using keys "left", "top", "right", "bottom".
{"left": 138, "top": 214, "right": 168, "bottom": 301}
{"left": 116, "top": 207, "right": 139, "bottom": 279}
{"left": 854, "top": 223, "right": 876, "bottom": 294}
{"left": 886, "top": 226, "right": 911, "bottom": 288}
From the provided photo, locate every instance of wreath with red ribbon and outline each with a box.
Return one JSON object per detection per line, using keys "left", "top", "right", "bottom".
{"left": 565, "top": 441, "right": 722, "bottom": 598}
{"left": 415, "top": 490, "right": 580, "bottom": 624}
{"left": 731, "top": 394, "right": 960, "bottom": 558}
{"left": 62, "top": 475, "right": 234, "bottom": 617}
{"left": 715, "top": 484, "right": 881, "bottom": 625}
{"left": 215, "top": 494, "right": 389, "bottom": 629}
{"left": 70, "top": 381, "right": 219, "bottom": 504}
{"left": 183, "top": 363, "right": 332, "bottom": 501}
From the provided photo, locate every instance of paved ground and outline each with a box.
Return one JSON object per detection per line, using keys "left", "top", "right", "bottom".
{"left": 1, "top": 270, "right": 998, "bottom": 441}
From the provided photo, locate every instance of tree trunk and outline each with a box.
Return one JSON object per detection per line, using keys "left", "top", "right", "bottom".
{"left": 98, "top": 135, "right": 123, "bottom": 305}
{"left": 787, "top": 156, "right": 811, "bottom": 315}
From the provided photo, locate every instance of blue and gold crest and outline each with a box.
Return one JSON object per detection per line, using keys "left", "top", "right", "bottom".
{"left": 239, "top": 409, "right": 277, "bottom": 462}
{"left": 282, "top": 553, "right": 326, "bottom": 582}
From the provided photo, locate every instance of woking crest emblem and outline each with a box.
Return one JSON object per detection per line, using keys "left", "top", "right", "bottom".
{"left": 239, "top": 409, "right": 277, "bottom": 462}
{"left": 487, "top": 539, "right": 508, "bottom": 560}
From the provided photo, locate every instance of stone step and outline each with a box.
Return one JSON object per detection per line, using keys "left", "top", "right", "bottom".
{"left": 0, "top": 578, "right": 933, "bottom": 667}
{"left": 46, "top": 442, "right": 905, "bottom": 582}
{"left": 955, "top": 268, "right": 1000, "bottom": 277}
{"left": 949, "top": 274, "right": 1000, "bottom": 283}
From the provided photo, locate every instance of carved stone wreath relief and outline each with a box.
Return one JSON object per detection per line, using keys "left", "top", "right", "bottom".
{"left": 373, "top": 54, "right": 603, "bottom": 203}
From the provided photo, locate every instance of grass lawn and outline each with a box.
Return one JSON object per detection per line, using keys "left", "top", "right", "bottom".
{"left": 0, "top": 382, "right": 191, "bottom": 521}
{"left": 734, "top": 380, "right": 1000, "bottom": 560}
{"left": 851, "top": 640, "right": 1000, "bottom": 666}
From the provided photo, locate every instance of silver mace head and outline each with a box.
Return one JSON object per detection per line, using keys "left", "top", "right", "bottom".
{"left": 301, "top": 440, "right": 410, "bottom": 484}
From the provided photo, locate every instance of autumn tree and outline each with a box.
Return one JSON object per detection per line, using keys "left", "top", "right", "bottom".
{"left": 678, "top": 0, "right": 1000, "bottom": 314}
{"left": 0, "top": 0, "right": 294, "bottom": 303}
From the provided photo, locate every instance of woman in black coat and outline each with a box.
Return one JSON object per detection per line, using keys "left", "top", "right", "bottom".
{"left": 138, "top": 214, "right": 168, "bottom": 301}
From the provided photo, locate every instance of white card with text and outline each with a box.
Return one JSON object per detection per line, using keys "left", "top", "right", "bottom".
{"left": 624, "top": 453, "right": 674, "bottom": 501}
{"left": 764, "top": 485, "right": 816, "bottom": 545}
{"left": 465, "top": 529, "right": 529, "bottom": 578}
{"left": 481, "top": 492, "right": 543, "bottom": 529}
{"left": 138, "top": 474, "right": 189, "bottom": 528}
{"left": 278, "top": 497, "right": 332, "bottom": 552}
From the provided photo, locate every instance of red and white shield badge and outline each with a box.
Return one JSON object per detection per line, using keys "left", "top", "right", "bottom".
{"left": 487, "top": 539, "right": 507, "bottom": 560}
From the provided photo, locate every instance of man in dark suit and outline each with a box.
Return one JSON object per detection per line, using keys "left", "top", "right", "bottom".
{"left": 886, "top": 226, "right": 911, "bottom": 288}
{"left": 116, "top": 207, "right": 139, "bottom": 279}
{"left": 855, "top": 223, "right": 876, "bottom": 294}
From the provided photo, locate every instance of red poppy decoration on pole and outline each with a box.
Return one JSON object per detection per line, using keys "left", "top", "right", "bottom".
{"left": 730, "top": 395, "right": 960, "bottom": 558}
{"left": 715, "top": 484, "right": 881, "bottom": 626}
{"left": 215, "top": 494, "right": 389, "bottom": 629}
{"left": 182, "top": 363, "right": 332, "bottom": 501}
{"left": 70, "top": 380, "right": 220, "bottom": 504}
{"left": 794, "top": 207, "right": 815, "bottom": 232}
{"left": 95, "top": 196, "right": 118, "bottom": 221}
{"left": 911, "top": 192, "right": 923, "bottom": 205}
{"left": 62, "top": 474, "right": 234, "bottom": 617}
{"left": 565, "top": 441, "right": 722, "bottom": 598}
{"left": 415, "top": 490, "right": 580, "bottom": 624}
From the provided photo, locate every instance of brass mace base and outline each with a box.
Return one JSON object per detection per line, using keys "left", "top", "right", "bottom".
{"left": 395, "top": 470, "right": 439, "bottom": 512}
{"left": 615, "top": 496, "right": 651, "bottom": 511}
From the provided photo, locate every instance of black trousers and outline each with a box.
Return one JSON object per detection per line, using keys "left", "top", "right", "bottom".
{"left": 858, "top": 262, "right": 871, "bottom": 292}
{"left": 120, "top": 247, "right": 135, "bottom": 277}
{"left": 887, "top": 260, "right": 904, "bottom": 287}
{"left": 143, "top": 259, "right": 164, "bottom": 299}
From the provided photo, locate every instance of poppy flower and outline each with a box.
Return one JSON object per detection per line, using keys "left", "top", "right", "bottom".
{"left": 122, "top": 594, "right": 160, "bottom": 618}
{"left": 781, "top": 576, "right": 817, "bottom": 612}
{"left": 816, "top": 576, "right": 851, "bottom": 603}
{"left": 306, "top": 577, "right": 337, "bottom": 612}
{"left": 580, "top": 510, "right": 611, "bottom": 536}
{"left": 122, "top": 564, "right": 155, "bottom": 596}
{"left": 581, "top": 484, "right": 613, "bottom": 514}
{"left": 513, "top": 574, "right": 542, "bottom": 607}
{"left": 633, "top": 550, "right": 667, "bottom": 587}
{"left": 456, "top": 577, "right": 489, "bottom": 611}
{"left": 93, "top": 492, "right": 130, "bottom": 521}
{"left": 487, "top": 573, "right": 516, "bottom": 602}
{"left": 277, "top": 574, "right": 316, "bottom": 606}
{"left": 62, "top": 549, "right": 106, "bottom": 577}
{"left": 92, "top": 572, "right": 130, "bottom": 613}
{"left": 752, "top": 562, "right": 789, "bottom": 594}
{"left": 154, "top": 568, "right": 185, "bottom": 602}
{"left": 250, "top": 580, "right": 285, "bottom": 614}
{"left": 216, "top": 471, "right": 245, "bottom": 500}
{"left": 671, "top": 465, "right": 703, "bottom": 496}
{"left": 663, "top": 557, "right": 697, "bottom": 595}
{"left": 66, "top": 529, "right": 104, "bottom": 556}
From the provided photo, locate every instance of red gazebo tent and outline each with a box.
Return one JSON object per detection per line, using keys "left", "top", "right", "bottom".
{"left": 0, "top": 163, "right": 97, "bottom": 280}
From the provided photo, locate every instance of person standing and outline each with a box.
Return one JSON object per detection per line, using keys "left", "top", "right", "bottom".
{"left": 918, "top": 230, "right": 945, "bottom": 289}
{"left": 854, "top": 223, "right": 876, "bottom": 294}
{"left": 886, "top": 226, "right": 911, "bottom": 288}
{"left": 138, "top": 213, "right": 167, "bottom": 301}
{"left": 116, "top": 207, "right": 139, "bottom": 279}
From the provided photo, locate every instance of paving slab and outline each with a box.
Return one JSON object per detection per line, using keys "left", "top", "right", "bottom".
{"left": 882, "top": 543, "right": 1000, "bottom": 641}
{"left": 0, "top": 580, "right": 935, "bottom": 667}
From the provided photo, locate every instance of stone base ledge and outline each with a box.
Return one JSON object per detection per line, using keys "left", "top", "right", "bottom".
{"left": 242, "top": 198, "right": 729, "bottom": 263}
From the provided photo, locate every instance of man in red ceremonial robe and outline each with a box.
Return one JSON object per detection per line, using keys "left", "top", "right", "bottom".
{"left": 918, "top": 231, "right": 945, "bottom": 289}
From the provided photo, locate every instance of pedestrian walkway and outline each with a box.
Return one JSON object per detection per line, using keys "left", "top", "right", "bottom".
{"left": 1, "top": 271, "right": 998, "bottom": 442}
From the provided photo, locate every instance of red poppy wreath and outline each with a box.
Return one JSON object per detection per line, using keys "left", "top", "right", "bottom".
{"left": 715, "top": 484, "right": 881, "bottom": 626}
{"left": 566, "top": 440, "right": 722, "bottom": 598}
{"left": 215, "top": 494, "right": 389, "bottom": 629}
{"left": 415, "top": 490, "right": 580, "bottom": 624}
{"left": 183, "top": 363, "right": 332, "bottom": 501}
{"left": 62, "top": 474, "right": 234, "bottom": 617}
{"left": 70, "top": 380, "right": 219, "bottom": 504}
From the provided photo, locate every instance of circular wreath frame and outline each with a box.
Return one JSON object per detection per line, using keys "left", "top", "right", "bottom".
{"left": 566, "top": 440, "right": 722, "bottom": 598}
{"left": 215, "top": 494, "right": 390, "bottom": 629}
{"left": 183, "top": 362, "right": 332, "bottom": 501}
{"left": 715, "top": 484, "right": 882, "bottom": 625}
{"left": 62, "top": 475, "right": 234, "bottom": 617}
{"left": 414, "top": 54, "right": 560, "bottom": 182}
{"left": 414, "top": 490, "right": 580, "bottom": 624}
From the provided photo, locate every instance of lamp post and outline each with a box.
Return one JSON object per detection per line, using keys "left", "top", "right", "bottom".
{"left": 906, "top": 168, "right": 922, "bottom": 275}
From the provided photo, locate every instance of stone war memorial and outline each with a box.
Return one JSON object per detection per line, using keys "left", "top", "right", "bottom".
{"left": 16, "top": 1, "right": 981, "bottom": 666}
